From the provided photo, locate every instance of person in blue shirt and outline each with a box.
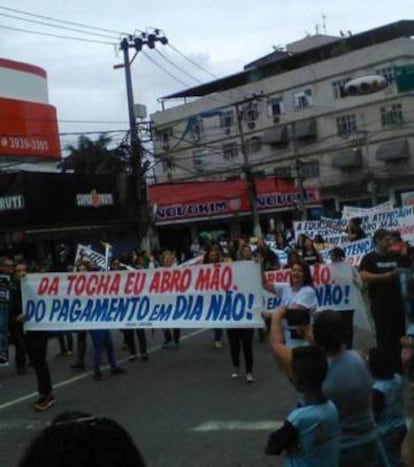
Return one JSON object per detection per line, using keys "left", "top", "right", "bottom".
{"left": 369, "top": 347, "right": 407, "bottom": 467}
{"left": 265, "top": 345, "right": 339, "bottom": 466}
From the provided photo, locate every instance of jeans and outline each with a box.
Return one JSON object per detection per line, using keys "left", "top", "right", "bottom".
{"left": 9, "top": 321, "right": 26, "bottom": 370}
{"left": 90, "top": 330, "right": 117, "bottom": 370}
{"left": 25, "top": 331, "right": 52, "bottom": 396}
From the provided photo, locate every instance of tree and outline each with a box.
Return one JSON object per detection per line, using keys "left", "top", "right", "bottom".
{"left": 59, "top": 134, "right": 129, "bottom": 174}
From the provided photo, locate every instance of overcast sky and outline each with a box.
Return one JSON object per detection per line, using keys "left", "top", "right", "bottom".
{"left": 0, "top": 0, "right": 412, "bottom": 150}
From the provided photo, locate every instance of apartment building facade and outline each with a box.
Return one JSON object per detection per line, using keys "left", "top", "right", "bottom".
{"left": 150, "top": 20, "right": 414, "bottom": 241}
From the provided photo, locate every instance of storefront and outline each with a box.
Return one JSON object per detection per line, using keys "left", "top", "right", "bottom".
{"left": 149, "top": 177, "right": 321, "bottom": 253}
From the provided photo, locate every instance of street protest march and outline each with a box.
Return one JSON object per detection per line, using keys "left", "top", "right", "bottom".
{"left": 21, "top": 259, "right": 369, "bottom": 331}
{"left": 22, "top": 261, "right": 264, "bottom": 330}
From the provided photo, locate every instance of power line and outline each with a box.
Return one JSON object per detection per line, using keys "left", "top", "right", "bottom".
{"left": 141, "top": 50, "right": 191, "bottom": 88}
{"left": 0, "top": 4, "right": 129, "bottom": 35}
{"left": 153, "top": 48, "right": 204, "bottom": 84}
{"left": 0, "top": 12, "right": 120, "bottom": 39}
{"left": 167, "top": 43, "right": 219, "bottom": 80}
{"left": 0, "top": 23, "right": 116, "bottom": 45}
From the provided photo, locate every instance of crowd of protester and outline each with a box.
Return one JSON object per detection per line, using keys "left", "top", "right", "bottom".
{"left": 2, "top": 221, "right": 414, "bottom": 466}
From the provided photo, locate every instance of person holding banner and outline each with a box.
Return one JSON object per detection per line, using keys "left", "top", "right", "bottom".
{"left": 263, "top": 259, "right": 317, "bottom": 347}
{"left": 360, "top": 229, "right": 410, "bottom": 373}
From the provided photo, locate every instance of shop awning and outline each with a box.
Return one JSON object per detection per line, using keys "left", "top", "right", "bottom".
{"left": 376, "top": 139, "right": 409, "bottom": 162}
{"left": 148, "top": 177, "right": 320, "bottom": 225}
{"left": 332, "top": 148, "right": 362, "bottom": 169}
{"left": 261, "top": 125, "right": 289, "bottom": 145}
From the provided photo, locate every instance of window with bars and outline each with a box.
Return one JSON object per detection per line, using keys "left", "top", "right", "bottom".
{"left": 243, "top": 102, "right": 259, "bottom": 122}
{"left": 380, "top": 103, "right": 403, "bottom": 127}
{"left": 332, "top": 78, "right": 350, "bottom": 99}
{"left": 293, "top": 89, "right": 312, "bottom": 109}
{"left": 220, "top": 110, "right": 235, "bottom": 128}
{"left": 191, "top": 118, "right": 204, "bottom": 141}
{"left": 336, "top": 114, "right": 357, "bottom": 136}
{"left": 222, "top": 142, "right": 239, "bottom": 160}
{"left": 193, "top": 150, "right": 207, "bottom": 171}
{"left": 268, "top": 96, "right": 284, "bottom": 116}
{"left": 376, "top": 66, "right": 396, "bottom": 84}
{"left": 300, "top": 160, "right": 320, "bottom": 178}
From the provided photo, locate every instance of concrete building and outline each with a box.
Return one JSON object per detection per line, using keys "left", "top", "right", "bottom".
{"left": 150, "top": 20, "right": 414, "bottom": 241}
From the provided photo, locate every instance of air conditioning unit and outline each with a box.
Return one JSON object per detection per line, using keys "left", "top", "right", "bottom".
{"left": 247, "top": 121, "right": 256, "bottom": 129}
{"left": 273, "top": 116, "right": 280, "bottom": 124}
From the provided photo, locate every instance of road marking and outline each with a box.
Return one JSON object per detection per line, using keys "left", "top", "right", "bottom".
{"left": 193, "top": 420, "right": 283, "bottom": 432}
{"left": 0, "top": 328, "right": 206, "bottom": 412}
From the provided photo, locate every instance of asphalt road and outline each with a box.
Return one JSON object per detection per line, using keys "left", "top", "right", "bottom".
{"left": 0, "top": 325, "right": 386, "bottom": 467}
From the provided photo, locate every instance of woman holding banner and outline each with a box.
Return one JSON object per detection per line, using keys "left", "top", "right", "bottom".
{"left": 263, "top": 259, "right": 317, "bottom": 348}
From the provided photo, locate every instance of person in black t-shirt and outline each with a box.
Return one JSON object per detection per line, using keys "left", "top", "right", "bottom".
{"left": 359, "top": 229, "right": 410, "bottom": 372}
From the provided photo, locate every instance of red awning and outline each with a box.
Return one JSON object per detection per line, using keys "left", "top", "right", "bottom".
{"left": 148, "top": 177, "right": 320, "bottom": 225}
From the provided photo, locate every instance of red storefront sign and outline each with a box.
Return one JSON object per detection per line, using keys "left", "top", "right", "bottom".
{"left": 0, "top": 97, "right": 60, "bottom": 158}
{"left": 149, "top": 178, "right": 320, "bottom": 224}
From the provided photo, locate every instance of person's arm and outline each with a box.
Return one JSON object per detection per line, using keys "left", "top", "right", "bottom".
{"left": 359, "top": 269, "right": 397, "bottom": 284}
{"left": 268, "top": 307, "right": 293, "bottom": 377}
{"left": 265, "top": 420, "right": 298, "bottom": 456}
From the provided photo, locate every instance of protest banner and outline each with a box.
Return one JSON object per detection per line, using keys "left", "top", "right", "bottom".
{"left": 263, "top": 263, "right": 371, "bottom": 330}
{"left": 296, "top": 205, "right": 414, "bottom": 246}
{"left": 22, "top": 261, "right": 264, "bottom": 331}
{"left": 342, "top": 201, "right": 394, "bottom": 220}
{"left": 0, "top": 275, "right": 10, "bottom": 365}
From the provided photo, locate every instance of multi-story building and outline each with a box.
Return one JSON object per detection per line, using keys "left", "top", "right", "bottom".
{"left": 150, "top": 20, "right": 414, "bottom": 244}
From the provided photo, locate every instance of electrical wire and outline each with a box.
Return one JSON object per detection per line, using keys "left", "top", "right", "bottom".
{"left": 0, "top": 12, "right": 120, "bottom": 39}
{"left": 0, "top": 23, "right": 116, "bottom": 45}
{"left": 167, "top": 43, "right": 219, "bottom": 80}
{"left": 141, "top": 50, "right": 192, "bottom": 88}
{"left": 153, "top": 48, "right": 204, "bottom": 84}
{"left": 0, "top": 4, "right": 130, "bottom": 35}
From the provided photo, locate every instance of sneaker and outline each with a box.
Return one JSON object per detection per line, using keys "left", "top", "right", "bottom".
{"left": 111, "top": 367, "right": 127, "bottom": 375}
{"left": 214, "top": 341, "right": 223, "bottom": 349}
{"left": 93, "top": 369, "right": 104, "bottom": 380}
{"left": 128, "top": 354, "right": 138, "bottom": 362}
{"left": 231, "top": 368, "right": 239, "bottom": 379}
{"left": 34, "top": 394, "right": 56, "bottom": 412}
{"left": 246, "top": 373, "right": 255, "bottom": 384}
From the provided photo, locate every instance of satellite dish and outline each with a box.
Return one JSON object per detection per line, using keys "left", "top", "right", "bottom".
{"left": 343, "top": 75, "right": 387, "bottom": 96}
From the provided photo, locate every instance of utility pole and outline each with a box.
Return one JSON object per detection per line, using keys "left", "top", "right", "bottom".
{"left": 118, "top": 31, "right": 168, "bottom": 248}
{"left": 234, "top": 99, "right": 262, "bottom": 238}
{"left": 291, "top": 122, "right": 307, "bottom": 220}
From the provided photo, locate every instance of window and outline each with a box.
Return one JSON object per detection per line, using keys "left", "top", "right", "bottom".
{"left": 376, "top": 66, "right": 396, "bottom": 84}
{"left": 268, "top": 96, "right": 284, "bottom": 116}
{"left": 222, "top": 142, "right": 238, "bottom": 160}
{"left": 332, "top": 78, "right": 350, "bottom": 99}
{"left": 274, "top": 166, "right": 292, "bottom": 178}
{"left": 293, "top": 89, "right": 312, "bottom": 109}
{"left": 157, "top": 127, "right": 173, "bottom": 148}
{"left": 220, "top": 110, "right": 235, "bottom": 128}
{"left": 301, "top": 160, "right": 319, "bottom": 178}
{"left": 191, "top": 118, "right": 204, "bottom": 141}
{"left": 247, "top": 137, "right": 262, "bottom": 154}
{"left": 242, "top": 102, "right": 259, "bottom": 122}
{"left": 161, "top": 155, "right": 175, "bottom": 172}
{"left": 380, "top": 103, "right": 403, "bottom": 127}
{"left": 336, "top": 114, "right": 357, "bottom": 136}
{"left": 193, "top": 150, "right": 207, "bottom": 171}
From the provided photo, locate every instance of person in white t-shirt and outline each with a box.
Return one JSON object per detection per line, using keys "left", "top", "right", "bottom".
{"left": 263, "top": 258, "right": 317, "bottom": 347}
